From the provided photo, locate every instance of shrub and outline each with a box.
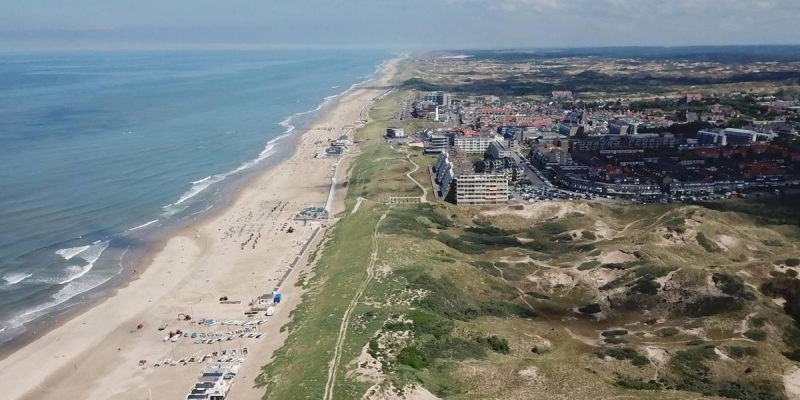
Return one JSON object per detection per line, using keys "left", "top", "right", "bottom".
{"left": 579, "top": 303, "right": 602, "bottom": 314}
{"left": 578, "top": 260, "right": 600, "bottom": 271}
{"left": 420, "top": 337, "right": 487, "bottom": 362}
{"left": 786, "top": 258, "right": 800, "bottom": 267}
{"left": 538, "top": 222, "right": 568, "bottom": 235}
{"left": 616, "top": 377, "right": 662, "bottom": 391}
{"left": 604, "top": 348, "right": 650, "bottom": 367}
{"left": 476, "top": 335, "right": 510, "bottom": 354}
{"left": 396, "top": 346, "right": 428, "bottom": 369}
{"left": 631, "top": 279, "right": 661, "bottom": 295}
{"left": 696, "top": 232, "right": 723, "bottom": 253}
{"left": 713, "top": 273, "right": 754, "bottom": 300}
{"left": 685, "top": 296, "right": 743, "bottom": 317}
{"left": 602, "top": 329, "right": 629, "bottom": 338}
{"left": 526, "top": 291, "right": 550, "bottom": 300}
{"left": 465, "top": 226, "right": 513, "bottom": 236}
{"left": 726, "top": 346, "right": 759, "bottom": 359}
{"left": 604, "top": 337, "right": 626, "bottom": 344}
{"left": 743, "top": 329, "right": 767, "bottom": 341}
{"left": 408, "top": 310, "right": 454, "bottom": 340}
{"left": 659, "top": 327, "right": 680, "bottom": 337}
{"left": 750, "top": 317, "right": 767, "bottom": 328}
{"left": 581, "top": 230, "right": 597, "bottom": 240}
{"left": 663, "top": 218, "right": 686, "bottom": 233}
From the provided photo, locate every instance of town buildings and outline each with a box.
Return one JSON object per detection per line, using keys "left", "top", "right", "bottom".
{"left": 433, "top": 147, "right": 510, "bottom": 205}
{"left": 185, "top": 362, "right": 240, "bottom": 400}
{"left": 386, "top": 127, "right": 405, "bottom": 138}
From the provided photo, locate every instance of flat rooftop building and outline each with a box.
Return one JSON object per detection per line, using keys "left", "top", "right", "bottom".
{"left": 434, "top": 147, "right": 509, "bottom": 205}
{"left": 185, "top": 362, "right": 240, "bottom": 400}
{"left": 424, "top": 134, "right": 449, "bottom": 154}
{"left": 453, "top": 135, "right": 497, "bottom": 155}
{"left": 386, "top": 127, "right": 405, "bottom": 138}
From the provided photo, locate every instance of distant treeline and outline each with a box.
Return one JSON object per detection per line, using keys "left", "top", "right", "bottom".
{"left": 462, "top": 45, "right": 800, "bottom": 63}
{"left": 400, "top": 69, "right": 800, "bottom": 97}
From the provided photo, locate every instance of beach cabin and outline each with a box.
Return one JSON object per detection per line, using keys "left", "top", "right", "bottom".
{"left": 185, "top": 362, "right": 239, "bottom": 400}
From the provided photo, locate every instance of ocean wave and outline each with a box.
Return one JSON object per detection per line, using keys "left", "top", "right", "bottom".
{"left": 127, "top": 219, "right": 159, "bottom": 232}
{"left": 2, "top": 273, "right": 33, "bottom": 286}
{"left": 8, "top": 269, "right": 116, "bottom": 330}
{"left": 55, "top": 245, "right": 90, "bottom": 260}
{"left": 4, "top": 240, "right": 113, "bottom": 330}
{"left": 161, "top": 67, "right": 385, "bottom": 217}
{"left": 58, "top": 241, "right": 109, "bottom": 284}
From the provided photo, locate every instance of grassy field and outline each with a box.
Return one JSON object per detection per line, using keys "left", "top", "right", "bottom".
{"left": 257, "top": 87, "right": 800, "bottom": 399}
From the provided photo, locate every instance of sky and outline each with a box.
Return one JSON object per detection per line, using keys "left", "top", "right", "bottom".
{"left": 1, "top": 0, "right": 800, "bottom": 51}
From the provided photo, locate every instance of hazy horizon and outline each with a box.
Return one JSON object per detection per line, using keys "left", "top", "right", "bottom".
{"left": 2, "top": 0, "right": 800, "bottom": 51}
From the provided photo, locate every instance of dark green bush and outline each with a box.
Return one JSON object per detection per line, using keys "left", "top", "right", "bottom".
{"left": 604, "top": 337, "right": 626, "bottom": 344}
{"left": 616, "top": 377, "right": 662, "bottom": 391}
{"left": 685, "top": 296, "right": 743, "bottom": 317}
{"left": 465, "top": 226, "right": 513, "bottom": 236}
{"left": 578, "top": 260, "right": 600, "bottom": 271}
{"left": 743, "top": 329, "right": 767, "bottom": 341}
{"left": 476, "top": 335, "right": 510, "bottom": 354}
{"left": 602, "top": 329, "right": 629, "bottom": 338}
{"left": 713, "top": 273, "right": 754, "bottom": 300}
{"left": 408, "top": 310, "right": 454, "bottom": 340}
{"left": 658, "top": 327, "right": 680, "bottom": 337}
{"left": 604, "top": 348, "right": 650, "bottom": 367}
{"left": 396, "top": 346, "right": 428, "bottom": 369}
{"left": 579, "top": 303, "right": 602, "bottom": 314}
{"left": 786, "top": 258, "right": 800, "bottom": 267}
{"left": 696, "top": 232, "right": 723, "bottom": 253}
{"left": 726, "top": 346, "right": 759, "bottom": 359}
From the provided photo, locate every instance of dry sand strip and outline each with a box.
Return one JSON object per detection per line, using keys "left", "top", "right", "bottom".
{"left": 0, "top": 59, "right": 398, "bottom": 400}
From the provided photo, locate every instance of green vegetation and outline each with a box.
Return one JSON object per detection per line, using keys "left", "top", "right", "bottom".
{"left": 396, "top": 346, "right": 428, "bottom": 369}
{"left": 665, "top": 345, "right": 783, "bottom": 399}
{"left": 598, "top": 265, "right": 673, "bottom": 293}
{"left": 713, "top": 273, "right": 754, "bottom": 300}
{"left": 786, "top": 258, "right": 800, "bottom": 267}
{"left": 475, "top": 335, "right": 510, "bottom": 354}
{"left": 696, "top": 232, "right": 723, "bottom": 253}
{"left": 743, "top": 329, "right": 767, "bottom": 341}
{"left": 597, "top": 348, "right": 650, "bottom": 367}
{"left": 601, "top": 329, "right": 629, "bottom": 337}
{"left": 726, "top": 346, "right": 759, "bottom": 359}
{"left": 615, "top": 376, "right": 662, "bottom": 391}
{"left": 578, "top": 260, "right": 600, "bottom": 271}
{"left": 658, "top": 327, "right": 680, "bottom": 337}
{"left": 578, "top": 303, "right": 602, "bottom": 314}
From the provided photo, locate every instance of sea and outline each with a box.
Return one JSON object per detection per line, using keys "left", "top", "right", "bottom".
{"left": 0, "top": 50, "right": 390, "bottom": 346}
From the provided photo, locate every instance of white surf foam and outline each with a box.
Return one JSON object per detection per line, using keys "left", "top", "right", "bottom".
{"left": 161, "top": 64, "right": 385, "bottom": 217}
{"left": 2, "top": 273, "right": 33, "bottom": 286}
{"left": 8, "top": 270, "right": 116, "bottom": 329}
{"left": 55, "top": 245, "right": 90, "bottom": 260}
{"left": 58, "top": 241, "right": 109, "bottom": 284}
{"left": 128, "top": 219, "right": 159, "bottom": 232}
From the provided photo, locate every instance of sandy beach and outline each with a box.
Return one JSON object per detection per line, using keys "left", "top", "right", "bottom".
{"left": 0, "top": 59, "right": 397, "bottom": 400}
